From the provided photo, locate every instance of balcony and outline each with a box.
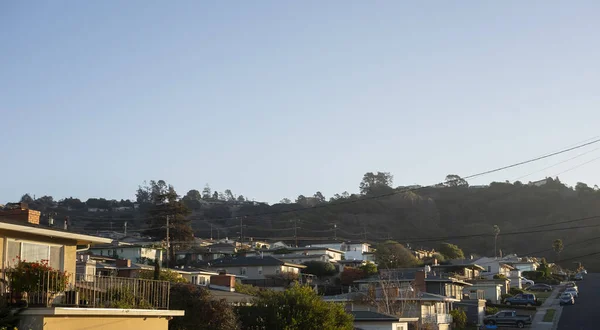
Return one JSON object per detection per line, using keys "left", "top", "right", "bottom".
{"left": 423, "top": 313, "right": 453, "bottom": 324}
{"left": 4, "top": 271, "right": 170, "bottom": 309}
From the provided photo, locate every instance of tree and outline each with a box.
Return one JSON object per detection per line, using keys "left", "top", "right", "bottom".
{"left": 169, "top": 283, "right": 239, "bottom": 330}
{"left": 374, "top": 241, "right": 418, "bottom": 269}
{"left": 359, "top": 172, "right": 394, "bottom": 195}
{"left": 139, "top": 269, "right": 187, "bottom": 283}
{"left": 313, "top": 191, "right": 326, "bottom": 203}
{"left": 552, "top": 239, "right": 564, "bottom": 261}
{"left": 182, "top": 190, "right": 203, "bottom": 209}
{"left": 296, "top": 195, "right": 308, "bottom": 206}
{"left": 136, "top": 183, "right": 151, "bottom": 204}
{"left": 444, "top": 174, "right": 468, "bottom": 187}
{"left": 493, "top": 225, "right": 500, "bottom": 258}
{"left": 340, "top": 267, "right": 367, "bottom": 285}
{"left": 20, "top": 193, "right": 34, "bottom": 204}
{"left": 212, "top": 191, "right": 219, "bottom": 200}
{"left": 237, "top": 284, "right": 353, "bottom": 330}
{"left": 202, "top": 184, "right": 212, "bottom": 199}
{"left": 359, "top": 261, "right": 378, "bottom": 276}
{"left": 301, "top": 261, "right": 337, "bottom": 277}
{"left": 279, "top": 198, "right": 292, "bottom": 204}
{"left": 438, "top": 243, "right": 465, "bottom": 260}
{"left": 237, "top": 195, "right": 246, "bottom": 202}
{"left": 224, "top": 189, "right": 235, "bottom": 201}
{"left": 450, "top": 309, "right": 467, "bottom": 329}
{"left": 141, "top": 180, "right": 194, "bottom": 268}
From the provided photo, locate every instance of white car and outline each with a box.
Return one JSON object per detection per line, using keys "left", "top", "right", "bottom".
{"left": 564, "top": 287, "right": 579, "bottom": 298}
{"left": 521, "top": 277, "right": 535, "bottom": 286}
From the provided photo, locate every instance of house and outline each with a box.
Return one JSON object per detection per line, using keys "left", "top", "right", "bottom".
{"left": 171, "top": 266, "right": 219, "bottom": 286}
{"left": 431, "top": 259, "right": 485, "bottom": 280}
{"left": 324, "top": 285, "right": 454, "bottom": 330}
{"left": 309, "top": 241, "right": 371, "bottom": 261}
{"left": 207, "top": 256, "right": 305, "bottom": 280}
{"left": 349, "top": 310, "right": 411, "bottom": 330}
{"left": 88, "top": 242, "right": 164, "bottom": 264}
{"left": 0, "top": 207, "right": 183, "bottom": 330}
{"left": 263, "top": 246, "right": 344, "bottom": 261}
{"left": 271, "top": 241, "right": 289, "bottom": 249}
{"left": 207, "top": 242, "right": 237, "bottom": 255}
{"left": 364, "top": 269, "right": 473, "bottom": 301}
{"left": 464, "top": 282, "right": 503, "bottom": 304}
{"left": 474, "top": 257, "right": 522, "bottom": 288}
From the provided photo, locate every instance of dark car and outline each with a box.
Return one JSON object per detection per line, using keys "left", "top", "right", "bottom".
{"left": 505, "top": 293, "right": 538, "bottom": 306}
{"left": 484, "top": 310, "right": 532, "bottom": 328}
{"left": 527, "top": 283, "right": 553, "bottom": 292}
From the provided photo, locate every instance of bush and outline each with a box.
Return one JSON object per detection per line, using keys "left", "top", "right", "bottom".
{"left": 522, "top": 271, "right": 544, "bottom": 281}
{"left": 340, "top": 267, "right": 367, "bottom": 286}
{"left": 450, "top": 309, "right": 467, "bottom": 329}
{"left": 170, "top": 284, "right": 239, "bottom": 330}
{"left": 493, "top": 274, "right": 507, "bottom": 280}
{"left": 485, "top": 306, "right": 499, "bottom": 315}
{"left": 500, "top": 293, "right": 512, "bottom": 302}
{"left": 510, "top": 287, "right": 525, "bottom": 295}
{"left": 301, "top": 261, "right": 337, "bottom": 277}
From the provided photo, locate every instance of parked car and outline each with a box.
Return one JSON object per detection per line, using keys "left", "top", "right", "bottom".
{"left": 520, "top": 277, "right": 535, "bottom": 286}
{"left": 574, "top": 273, "right": 584, "bottom": 281}
{"left": 484, "top": 310, "right": 532, "bottom": 328}
{"left": 581, "top": 269, "right": 588, "bottom": 275}
{"left": 527, "top": 283, "right": 553, "bottom": 292}
{"left": 565, "top": 282, "right": 578, "bottom": 292}
{"left": 559, "top": 292, "right": 575, "bottom": 305}
{"left": 565, "top": 287, "right": 579, "bottom": 298}
{"left": 504, "top": 293, "right": 538, "bottom": 306}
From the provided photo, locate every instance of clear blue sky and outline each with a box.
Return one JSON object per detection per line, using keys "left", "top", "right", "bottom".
{"left": 2, "top": 1, "right": 600, "bottom": 204}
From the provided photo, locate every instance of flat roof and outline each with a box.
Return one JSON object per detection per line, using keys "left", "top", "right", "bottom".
{"left": 0, "top": 220, "right": 112, "bottom": 245}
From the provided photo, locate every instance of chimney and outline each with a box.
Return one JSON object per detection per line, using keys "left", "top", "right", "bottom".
{"left": 414, "top": 270, "right": 426, "bottom": 293}
{"left": 0, "top": 203, "right": 40, "bottom": 225}
{"left": 210, "top": 273, "right": 236, "bottom": 292}
{"left": 116, "top": 259, "right": 132, "bottom": 268}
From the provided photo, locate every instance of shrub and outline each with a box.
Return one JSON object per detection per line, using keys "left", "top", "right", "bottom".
{"left": 510, "top": 287, "right": 525, "bottom": 295}
{"left": 170, "top": 283, "right": 239, "bottom": 330}
{"left": 450, "top": 309, "right": 467, "bottom": 329}
{"left": 301, "top": 261, "right": 337, "bottom": 277}
{"left": 485, "top": 306, "right": 499, "bottom": 315}
{"left": 493, "top": 274, "right": 507, "bottom": 280}
{"left": 500, "top": 293, "right": 512, "bottom": 302}
{"left": 522, "top": 271, "right": 544, "bottom": 280}
{"left": 340, "top": 267, "right": 366, "bottom": 286}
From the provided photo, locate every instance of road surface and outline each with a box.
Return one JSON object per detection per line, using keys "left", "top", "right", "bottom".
{"left": 557, "top": 273, "right": 598, "bottom": 330}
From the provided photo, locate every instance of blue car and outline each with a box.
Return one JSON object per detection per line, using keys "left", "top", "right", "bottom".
{"left": 505, "top": 293, "right": 538, "bottom": 306}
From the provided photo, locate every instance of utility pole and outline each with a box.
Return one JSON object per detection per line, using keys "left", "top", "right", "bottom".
{"left": 294, "top": 219, "right": 298, "bottom": 247}
{"left": 239, "top": 217, "right": 243, "bottom": 246}
{"left": 334, "top": 223, "right": 337, "bottom": 241}
{"left": 166, "top": 215, "right": 170, "bottom": 268}
{"left": 124, "top": 221, "right": 128, "bottom": 236}
{"left": 210, "top": 224, "right": 213, "bottom": 240}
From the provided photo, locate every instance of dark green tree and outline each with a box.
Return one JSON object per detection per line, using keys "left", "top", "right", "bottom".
{"left": 169, "top": 284, "right": 239, "bottom": 330}
{"left": 359, "top": 172, "right": 394, "bottom": 195}
{"left": 301, "top": 261, "right": 337, "bottom": 277}
{"left": 374, "top": 241, "right": 418, "bottom": 269}
{"left": 238, "top": 284, "right": 353, "bottom": 330}
{"left": 438, "top": 243, "right": 465, "bottom": 260}
{"left": 142, "top": 180, "right": 194, "bottom": 268}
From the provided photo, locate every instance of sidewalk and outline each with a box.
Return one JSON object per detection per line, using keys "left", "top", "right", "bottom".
{"left": 531, "top": 287, "right": 563, "bottom": 330}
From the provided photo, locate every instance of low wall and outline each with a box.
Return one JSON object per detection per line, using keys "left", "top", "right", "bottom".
{"left": 20, "top": 308, "right": 184, "bottom": 330}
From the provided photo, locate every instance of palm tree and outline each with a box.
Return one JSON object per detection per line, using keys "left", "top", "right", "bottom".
{"left": 552, "top": 239, "right": 564, "bottom": 261}
{"left": 493, "top": 225, "right": 500, "bottom": 258}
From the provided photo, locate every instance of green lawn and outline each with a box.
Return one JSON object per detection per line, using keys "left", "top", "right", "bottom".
{"left": 543, "top": 309, "right": 556, "bottom": 322}
{"left": 531, "top": 291, "right": 552, "bottom": 299}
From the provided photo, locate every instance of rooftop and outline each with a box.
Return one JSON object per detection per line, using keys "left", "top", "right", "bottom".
{"left": 0, "top": 218, "right": 112, "bottom": 245}
{"left": 349, "top": 310, "right": 399, "bottom": 322}
{"left": 208, "top": 256, "right": 306, "bottom": 268}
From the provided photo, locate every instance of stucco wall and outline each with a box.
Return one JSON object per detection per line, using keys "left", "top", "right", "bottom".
{"left": 353, "top": 321, "right": 407, "bottom": 330}
{"left": 21, "top": 315, "right": 168, "bottom": 330}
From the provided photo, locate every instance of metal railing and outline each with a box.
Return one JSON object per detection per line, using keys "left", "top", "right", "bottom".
{"left": 423, "top": 313, "right": 453, "bottom": 324}
{"left": 4, "top": 271, "right": 170, "bottom": 309}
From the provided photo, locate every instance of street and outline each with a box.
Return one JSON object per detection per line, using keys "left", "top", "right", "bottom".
{"left": 557, "top": 273, "right": 598, "bottom": 330}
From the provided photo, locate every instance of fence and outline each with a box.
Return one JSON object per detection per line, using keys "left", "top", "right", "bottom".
{"left": 5, "top": 271, "right": 170, "bottom": 309}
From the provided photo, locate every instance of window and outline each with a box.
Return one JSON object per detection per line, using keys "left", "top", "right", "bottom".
{"left": 6, "top": 240, "right": 64, "bottom": 270}
{"left": 191, "top": 276, "right": 197, "bottom": 285}
{"left": 487, "top": 266, "right": 491, "bottom": 272}
{"left": 198, "top": 276, "right": 207, "bottom": 286}
{"left": 276, "top": 269, "right": 280, "bottom": 274}
{"left": 258, "top": 266, "right": 263, "bottom": 275}
{"left": 240, "top": 267, "right": 247, "bottom": 275}
{"left": 396, "top": 326, "right": 405, "bottom": 330}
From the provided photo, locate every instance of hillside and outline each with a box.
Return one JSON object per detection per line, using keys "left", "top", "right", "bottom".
{"left": 12, "top": 175, "right": 600, "bottom": 271}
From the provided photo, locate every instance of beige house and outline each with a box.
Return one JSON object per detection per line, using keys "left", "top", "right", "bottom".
{"left": 0, "top": 205, "right": 183, "bottom": 330}
{"left": 208, "top": 256, "right": 305, "bottom": 280}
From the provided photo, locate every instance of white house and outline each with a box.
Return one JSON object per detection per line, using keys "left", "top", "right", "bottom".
{"left": 208, "top": 256, "right": 305, "bottom": 280}
{"left": 89, "top": 243, "right": 163, "bottom": 264}
{"left": 309, "top": 241, "right": 371, "bottom": 261}
{"left": 264, "top": 246, "right": 344, "bottom": 261}
{"left": 465, "top": 283, "right": 503, "bottom": 304}
{"left": 349, "top": 311, "right": 410, "bottom": 330}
